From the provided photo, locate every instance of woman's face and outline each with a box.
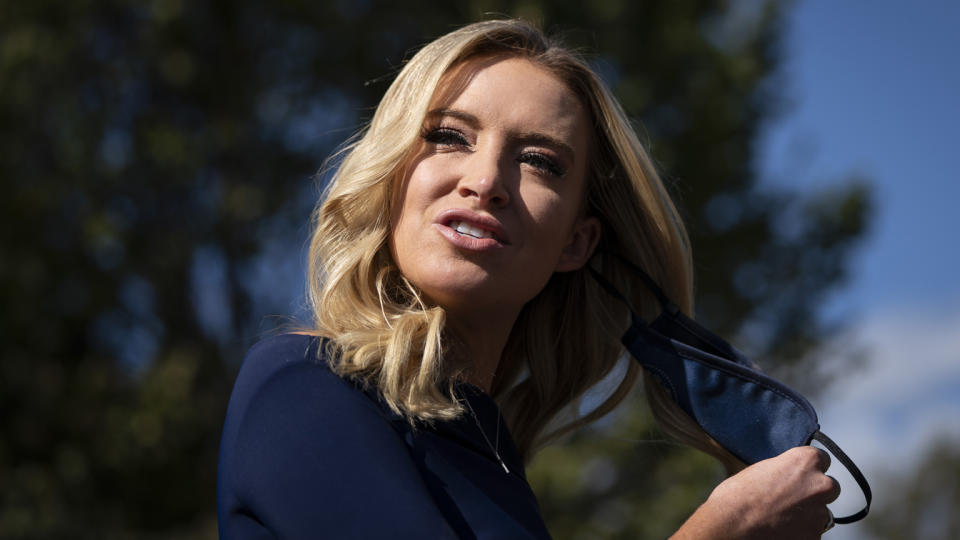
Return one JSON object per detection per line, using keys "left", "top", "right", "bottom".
{"left": 389, "top": 56, "right": 600, "bottom": 319}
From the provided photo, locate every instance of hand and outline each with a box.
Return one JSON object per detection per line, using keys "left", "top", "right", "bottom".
{"left": 673, "top": 446, "right": 841, "bottom": 539}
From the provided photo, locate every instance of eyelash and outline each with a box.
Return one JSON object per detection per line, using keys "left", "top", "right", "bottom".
{"left": 521, "top": 152, "right": 564, "bottom": 177}
{"left": 422, "top": 127, "right": 468, "bottom": 147}
{"left": 421, "top": 126, "right": 566, "bottom": 178}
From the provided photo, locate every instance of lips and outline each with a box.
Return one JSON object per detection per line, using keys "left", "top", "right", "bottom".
{"left": 435, "top": 208, "right": 510, "bottom": 247}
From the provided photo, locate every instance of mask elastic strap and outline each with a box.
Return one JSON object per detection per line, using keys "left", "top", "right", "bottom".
{"left": 587, "top": 266, "right": 643, "bottom": 326}
{"left": 591, "top": 257, "right": 755, "bottom": 364}
{"left": 812, "top": 431, "right": 872, "bottom": 523}
{"left": 594, "top": 252, "right": 680, "bottom": 315}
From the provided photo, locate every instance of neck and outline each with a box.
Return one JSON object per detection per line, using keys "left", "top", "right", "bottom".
{"left": 445, "top": 305, "right": 519, "bottom": 393}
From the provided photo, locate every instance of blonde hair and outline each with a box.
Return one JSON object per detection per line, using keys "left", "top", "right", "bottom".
{"left": 306, "top": 19, "right": 742, "bottom": 469}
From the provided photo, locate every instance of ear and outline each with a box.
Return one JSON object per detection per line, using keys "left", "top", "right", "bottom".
{"left": 555, "top": 216, "right": 602, "bottom": 272}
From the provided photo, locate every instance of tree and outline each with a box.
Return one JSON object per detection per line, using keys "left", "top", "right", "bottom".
{"left": 0, "top": 1, "right": 870, "bottom": 537}
{"left": 864, "top": 438, "right": 960, "bottom": 540}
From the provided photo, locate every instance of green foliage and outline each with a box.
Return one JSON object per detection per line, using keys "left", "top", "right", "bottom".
{"left": 528, "top": 393, "right": 725, "bottom": 539}
{"left": 0, "top": 0, "right": 871, "bottom": 538}
{"left": 864, "top": 438, "right": 960, "bottom": 540}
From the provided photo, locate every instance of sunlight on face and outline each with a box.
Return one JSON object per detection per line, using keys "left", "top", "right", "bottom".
{"left": 389, "top": 56, "right": 600, "bottom": 322}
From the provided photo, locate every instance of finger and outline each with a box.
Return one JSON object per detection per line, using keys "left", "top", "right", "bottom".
{"left": 821, "top": 508, "right": 836, "bottom": 535}
{"left": 813, "top": 447, "right": 831, "bottom": 472}
{"left": 823, "top": 474, "right": 842, "bottom": 503}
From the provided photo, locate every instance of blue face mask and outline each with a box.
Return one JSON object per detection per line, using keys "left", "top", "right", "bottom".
{"left": 589, "top": 258, "right": 871, "bottom": 524}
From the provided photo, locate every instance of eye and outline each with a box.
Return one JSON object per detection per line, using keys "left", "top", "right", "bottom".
{"left": 520, "top": 152, "right": 565, "bottom": 178}
{"left": 422, "top": 127, "right": 469, "bottom": 147}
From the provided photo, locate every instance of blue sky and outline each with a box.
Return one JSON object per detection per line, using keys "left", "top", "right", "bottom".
{"left": 758, "top": 1, "right": 960, "bottom": 537}
{"left": 759, "top": 0, "right": 960, "bottom": 314}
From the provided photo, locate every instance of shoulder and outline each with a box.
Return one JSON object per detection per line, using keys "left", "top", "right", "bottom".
{"left": 232, "top": 333, "right": 330, "bottom": 394}
{"left": 218, "top": 334, "right": 453, "bottom": 537}
{"left": 221, "top": 333, "right": 389, "bottom": 450}
{"left": 228, "top": 333, "right": 377, "bottom": 409}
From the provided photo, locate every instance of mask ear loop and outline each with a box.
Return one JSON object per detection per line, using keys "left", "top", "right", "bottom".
{"left": 587, "top": 266, "right": 642, "bottom": 320}
{"left": 591, "top": 254, "right": 746, "bottom": 362}
{"left": 590, "top": 254, "right": 678, "bottom": 315}
{"left": 812, "top": 431, "right": 873, "bottom": 523}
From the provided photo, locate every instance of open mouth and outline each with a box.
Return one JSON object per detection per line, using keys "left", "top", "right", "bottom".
{"left": 448, "top": 220, "right": 499, "bottom": 241}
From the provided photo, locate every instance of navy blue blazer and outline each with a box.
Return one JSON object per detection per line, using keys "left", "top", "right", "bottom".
{"left": 217, "top": 334, "right": 553, "bottom": 539}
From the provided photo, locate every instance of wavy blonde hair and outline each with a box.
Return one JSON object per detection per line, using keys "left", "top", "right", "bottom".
{"left": 306, "top": 19, "right": 742, "bottom": 469}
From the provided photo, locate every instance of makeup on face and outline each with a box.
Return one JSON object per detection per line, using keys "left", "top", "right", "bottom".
{"left": 388, "top": 56, "right": 597, "bottom": 319}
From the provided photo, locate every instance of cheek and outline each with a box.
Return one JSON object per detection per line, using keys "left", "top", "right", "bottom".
{"left": 389, "top": 161, "right": 447, "bottom": 259}
{"left": 388, "top": 169, "right": 421, "bottom": 261}
{"left": 397, "top": 159, "right": 454, "bottom": 214}
{"left": 522, "top": 186, "right": 579, "bottom": 238}
{"left": 391, "top": 162, "right": 430, "bottom": 227}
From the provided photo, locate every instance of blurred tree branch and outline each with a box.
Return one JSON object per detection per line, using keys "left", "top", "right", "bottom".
{"left": 0, "top": 0, "right": 871, "bottom": 538}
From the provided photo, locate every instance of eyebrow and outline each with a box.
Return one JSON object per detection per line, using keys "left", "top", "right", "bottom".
{"left": 427, "top": 107, "right": 577, "bottom": 163}
{"left": 428, "top": 108, "right": 480, "bottom": 127}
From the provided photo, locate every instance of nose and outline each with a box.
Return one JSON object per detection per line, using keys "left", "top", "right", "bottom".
{"left": 457, "top": 146, "right": 511, "bottom": 208}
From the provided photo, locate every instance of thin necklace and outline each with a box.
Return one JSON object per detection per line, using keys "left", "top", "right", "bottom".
{"left": 462, "top": 395, "right": 510, "bottom": 474}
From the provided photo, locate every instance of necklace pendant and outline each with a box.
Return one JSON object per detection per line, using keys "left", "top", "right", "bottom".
{"left": 461, "top": 394, "right": 511, "bottom": 475}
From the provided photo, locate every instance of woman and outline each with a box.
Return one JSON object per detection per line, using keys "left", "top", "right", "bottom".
{"left": 218, "top": 19, "right": 839, "bottom": 539}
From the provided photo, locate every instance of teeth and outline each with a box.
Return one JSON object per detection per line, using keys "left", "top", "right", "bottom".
{"left": 450, "top": 221, "right": 495, "bottom": 240}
